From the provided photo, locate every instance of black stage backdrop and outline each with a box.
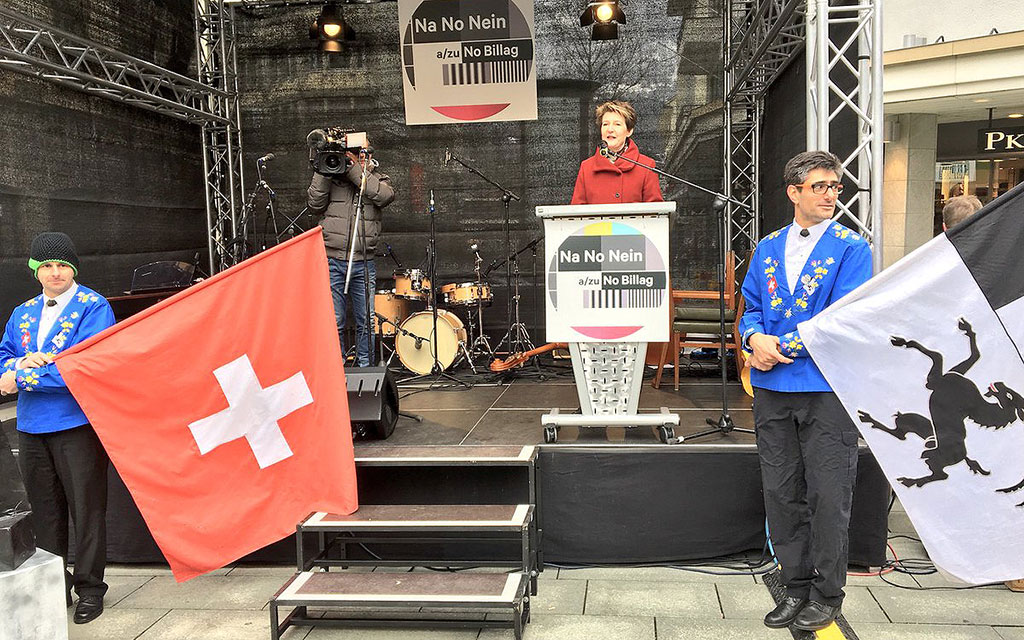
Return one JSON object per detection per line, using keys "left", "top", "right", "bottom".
{"left": 232, "top": 0, "right": 725, "bottom": 341}
{"left": 1, "top": 1, "right": 726, "bottom": 341}
{"left": 0, "top": 0, "right": 207, "bottom": 317}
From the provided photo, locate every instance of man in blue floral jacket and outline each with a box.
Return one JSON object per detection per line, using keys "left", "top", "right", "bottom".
{"left": 0, "top": 232, "right": 115, "bottom": 624}
{"left": 738, "top": 152, "right": 873, "bottom": 632}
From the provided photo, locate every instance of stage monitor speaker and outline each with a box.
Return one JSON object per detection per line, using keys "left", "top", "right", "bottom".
{"left": 345, "top": 366, "right": 399, "bottom": 440}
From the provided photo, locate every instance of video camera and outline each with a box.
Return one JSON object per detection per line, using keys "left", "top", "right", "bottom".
{"left": 306, "top": 128, "right": 369, "bottom": 176}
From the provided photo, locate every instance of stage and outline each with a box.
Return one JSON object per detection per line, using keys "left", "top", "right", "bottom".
{"left": 1, "top": 370, "right": 891, "bottom": 569}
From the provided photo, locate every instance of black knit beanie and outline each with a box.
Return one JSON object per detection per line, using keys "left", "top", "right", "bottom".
{"left": 28, "top": 232, "right": 79, "bottom": 276}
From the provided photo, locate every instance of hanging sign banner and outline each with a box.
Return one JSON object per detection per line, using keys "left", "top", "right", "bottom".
{"left": 398, "top": 0, "right": 537, "bottom": 125}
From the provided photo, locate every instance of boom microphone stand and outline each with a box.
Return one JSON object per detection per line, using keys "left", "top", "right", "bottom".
{"left": 601, "top": 143, "right": 754, "bottom": 443}
{"left": 443, "top": 148, "right": 520, "bottom": 355}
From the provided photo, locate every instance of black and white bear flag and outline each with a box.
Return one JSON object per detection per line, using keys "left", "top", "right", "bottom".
{"left": 801, "top": 182, "right": 1024, "bottom": 584}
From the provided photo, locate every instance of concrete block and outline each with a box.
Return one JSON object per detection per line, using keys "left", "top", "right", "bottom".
{"left": 869, "top": 585, "right": 1024, "bottom": 625}
{"left": 116, "top": 575, "right": 287, "bottom": 611}
{"left": 0, "top": 548, "right": 68, "bottom": 640}
{"left": 882, "top": 181, "right": 908, "bottom": 216}
{"left": 840, "top": 585, "right": 890, "bottom": 623}
{"left": 883, "top": 211, "right": 907, "bottom": 244}
{"left": 556, "top": 566, "right": 756, "bottom": 584}
{"left": 68, "top": 608, "right": 169, "bottom": 640}
{"left": 583, "top": 580, "right": 719, "bottom": 618}
{"left": 714, "top": 583, "right": 774, "bottom": 619}
{"left": 528, "top": 578, "right": 586, "bottom": 615}
{"left": 907, "top": 146, "right": 938, "bottom": 182}
{"left": 855, "top": 622, "right": 1003, "bottom": 640}
{"left": 478, "top": 612, "right": 655, "bottom": 640}
{"left": 134, "top": 609, "right": 300, "bottom": 640}
{"left": 656, "top": 617, "right": 784, "bottom": 640}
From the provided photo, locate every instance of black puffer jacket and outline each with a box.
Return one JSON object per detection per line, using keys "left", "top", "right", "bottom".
{"left": 307, "top": 162, "right": 395, "bottom": 261}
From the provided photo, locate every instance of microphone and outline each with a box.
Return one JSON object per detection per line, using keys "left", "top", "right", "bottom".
{"left": 599, "top": 141, "right": 609, "bottom": 158}
{"left": 257, "top": 153, "right": 275, "bottom": 164}
{"left": 443, "top": 148, "right": 451, "bottom": 167}
{"left": 469, "top": 242, "right": 478, "bottom": 252}
{"left": 429, "top": 189, "right": 435, "bottom": 214}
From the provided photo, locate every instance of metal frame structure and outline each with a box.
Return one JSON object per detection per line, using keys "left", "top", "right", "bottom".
{"left": 0, "top": 2, "right": 247, "bottom": 275}
{"left": 806, "top": 0, "right": 884, "bottom": 273}
{"left": 0, "top": 5, "right": 227, "bottom": 124}
{"left": 724, "top": 0, "right": 884, "bottom": 276}
{"left": 195, "top": 0, "right": 247, "bottom": 274}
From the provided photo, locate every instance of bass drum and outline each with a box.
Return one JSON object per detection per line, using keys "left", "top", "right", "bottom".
{"left": 395, "top": 310, "right": 467, "bottom": 375}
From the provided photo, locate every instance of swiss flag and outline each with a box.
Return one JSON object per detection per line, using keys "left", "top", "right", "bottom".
{"left": 56, "top": 229, "right": 358, "bottom": 581}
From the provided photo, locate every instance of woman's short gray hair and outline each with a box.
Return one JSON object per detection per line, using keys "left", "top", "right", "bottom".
{"left": 783, "top": 151, "right": 844, "bottom": 185}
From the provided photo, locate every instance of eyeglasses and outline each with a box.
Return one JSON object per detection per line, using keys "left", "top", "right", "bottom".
{"left": 793, "top": 181, "right": 844, "bottom": 195}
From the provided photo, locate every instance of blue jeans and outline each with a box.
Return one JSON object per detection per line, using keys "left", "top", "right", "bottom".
{"left": 328, "top": 257, "right": 376, "bottom": 367}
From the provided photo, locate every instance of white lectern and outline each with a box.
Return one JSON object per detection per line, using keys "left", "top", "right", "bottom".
{"left": 536, "top": 202, "right": 680, "bottom": 443}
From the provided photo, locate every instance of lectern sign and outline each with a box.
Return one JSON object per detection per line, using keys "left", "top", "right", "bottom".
{"left": 398, "top": 0, "right": 537, "bottom": 125}
{"left": 543, "top": 216, "right": 670, "bottom": 343}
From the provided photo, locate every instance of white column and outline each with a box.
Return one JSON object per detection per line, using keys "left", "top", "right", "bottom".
{"left": 882, "top": 113, "right": 938, "bottom": 268}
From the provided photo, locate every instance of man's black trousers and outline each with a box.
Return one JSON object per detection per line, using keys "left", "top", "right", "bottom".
{"left": 753, "top": 389, "right": 859, "bottom": 607}
{"left": 19, "top": 425, "right": 109, "bottom": 598}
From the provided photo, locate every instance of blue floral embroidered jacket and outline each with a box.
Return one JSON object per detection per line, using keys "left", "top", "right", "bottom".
{"left": 738, "top": 221, "right": 872, "bottom": 392}
{"left": 0, "top": 286, "right": 115, "bottom": 434}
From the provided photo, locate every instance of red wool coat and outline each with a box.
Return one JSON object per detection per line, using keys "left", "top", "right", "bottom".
{"left": 570, "top": 140, "right": 664, "bottom": 205}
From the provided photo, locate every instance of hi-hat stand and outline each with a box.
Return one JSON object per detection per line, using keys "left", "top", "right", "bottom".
{"left": 601, "top": 144, "right": 754, "bottom": 443}
{"left": 467, "top": 243, "right": 495, "bottom": 360}
{"left": 486, "top": 237, "right": 542, "bottom": 360}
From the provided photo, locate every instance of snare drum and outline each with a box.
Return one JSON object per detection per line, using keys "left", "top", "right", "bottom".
{"left": 395, "top": 309, "right": 467, "bottom": 375}
{"left": 393, "top": 269, "right": 431, "bottom": 300}
{"left": 440, "top": 282, "right": 493, "bottom": 307}
{"left": 373, "top": 290, "right": 412, "bottom": 336}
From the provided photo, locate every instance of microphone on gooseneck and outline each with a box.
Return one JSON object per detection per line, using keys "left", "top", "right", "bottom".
{"left": 599, "top": 140, "right": 610, "bottom": 157}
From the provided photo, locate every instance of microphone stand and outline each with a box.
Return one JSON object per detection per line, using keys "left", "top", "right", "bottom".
{"left": 444, "top": 149, "right": 521, "bottom": 357}
{"left": 602, "top": 144, "right": 753, "bottom": 443}
{"left": 401, "top": 191, "right": 470, "bottom": 388}
{"left": 235, "top": 156, "right": 277, "bottom": 262}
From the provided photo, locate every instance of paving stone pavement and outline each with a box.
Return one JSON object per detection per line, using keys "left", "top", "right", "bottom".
{"left": 64, "top": 506, "right": 1024, "bottom": 640}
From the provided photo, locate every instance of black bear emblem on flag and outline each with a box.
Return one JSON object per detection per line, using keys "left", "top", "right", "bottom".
{"left": 857, "top": 318, "right": 1024, "bottom": 502}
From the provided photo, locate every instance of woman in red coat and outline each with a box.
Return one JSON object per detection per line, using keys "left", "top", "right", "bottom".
{"left": 571, "top": 100, "right": 663, "bottom": 205}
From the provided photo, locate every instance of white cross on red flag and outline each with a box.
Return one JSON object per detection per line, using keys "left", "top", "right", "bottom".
{"left": 55, "top": 229, "right": 358, "bottom": 581}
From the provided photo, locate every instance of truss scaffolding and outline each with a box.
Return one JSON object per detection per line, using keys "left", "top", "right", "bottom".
{"left": 195, "top": 0, "right": 247, "bottom": 274}
{"left": 0, "top": 3, "right": 246, "bottom": 274}
{"left": 724, "top": 0, "right": 883, "bottom": 277}
{"left": 0, "top": 6, "right": 226, "bottom": 124}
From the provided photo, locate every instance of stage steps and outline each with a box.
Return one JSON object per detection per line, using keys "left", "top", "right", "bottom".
{"left": 269, "top": 445, "right": 539, "bottom": 640}
{"left": 270, "top": 571, "right": 531, "bottom": 640}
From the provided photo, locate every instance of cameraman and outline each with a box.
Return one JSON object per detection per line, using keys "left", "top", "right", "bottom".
{"left": 307, "top": 137, "right": 395, "bottom": 367}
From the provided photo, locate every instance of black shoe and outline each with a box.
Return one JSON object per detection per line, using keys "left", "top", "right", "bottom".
{"left": 792, "top": 600, "right": 840, "bottom": 631}
{"left": 73, "top": 595, "right": 103, "bottom": 624}
{"left": 763, "top": 596, "right": 807, "bottom": 628}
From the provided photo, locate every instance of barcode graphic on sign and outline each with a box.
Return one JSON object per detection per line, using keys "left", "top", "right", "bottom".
{"left": 584, "top": 289, "right": 664, "bottom": 309}
{"left": 443, "top": 60, "right": 530, "bottom": 85}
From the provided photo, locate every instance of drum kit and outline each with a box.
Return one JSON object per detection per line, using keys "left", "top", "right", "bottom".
{"left": 374, "top": 250, "right": 495, "bottom": 375}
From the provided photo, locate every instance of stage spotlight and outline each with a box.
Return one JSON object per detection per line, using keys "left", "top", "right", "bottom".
{"left": 580, "top": 1, "right": 626, "bottom": 41}
{"left": 310, "top": 3, "right": 354, "bottom": 53}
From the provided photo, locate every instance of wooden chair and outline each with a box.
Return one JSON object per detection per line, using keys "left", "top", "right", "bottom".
{"left": 653, "top": 252, "right": 745, "bottom": 391}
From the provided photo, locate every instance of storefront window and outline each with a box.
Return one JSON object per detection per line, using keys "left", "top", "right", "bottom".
{"left": 934, "top": 157, "right": 1023, "bottom": 233}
